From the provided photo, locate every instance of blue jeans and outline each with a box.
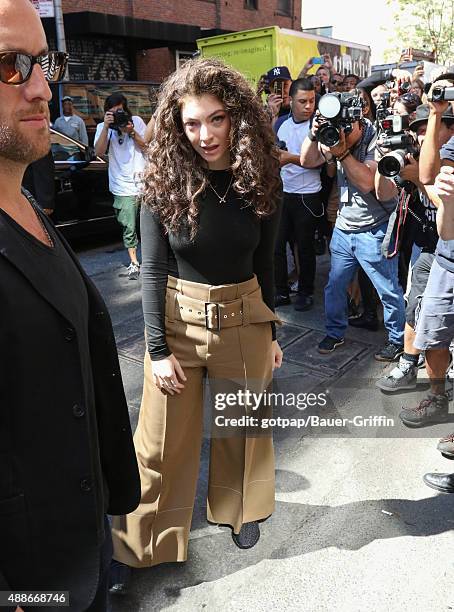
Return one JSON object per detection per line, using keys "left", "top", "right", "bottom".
{"left": 325, "top": 223, "right": 405, "bottom": 344}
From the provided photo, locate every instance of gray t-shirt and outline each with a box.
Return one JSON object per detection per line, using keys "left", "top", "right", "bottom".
{"left": 335, "top": 124, "right": 397, "bottom": 232}
{"left": 53, "top": 114, "right": 88, "bottom": 145}
{"left": 435, "top": 135, "right": 454, "bottom": 272}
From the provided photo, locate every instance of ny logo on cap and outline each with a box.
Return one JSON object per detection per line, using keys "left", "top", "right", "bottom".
{"left": 273, "top": 68, "right": 281, "bottom": 76}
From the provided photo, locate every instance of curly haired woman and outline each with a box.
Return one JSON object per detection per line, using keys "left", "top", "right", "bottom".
{"left": 110, "top": 57, "right": 283, "bottom": 589}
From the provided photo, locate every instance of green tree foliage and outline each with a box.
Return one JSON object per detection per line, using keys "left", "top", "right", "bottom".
{"left": 385, "top": 0, "right": 454, "bottom": 65}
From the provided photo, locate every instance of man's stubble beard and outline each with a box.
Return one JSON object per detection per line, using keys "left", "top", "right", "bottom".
{"left": 0, "top": 118, "right": 51, "bottom": 164}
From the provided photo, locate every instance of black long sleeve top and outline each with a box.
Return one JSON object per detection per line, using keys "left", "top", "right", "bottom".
{"left": 141, "top": 169, "right": 282, "bottom": 359}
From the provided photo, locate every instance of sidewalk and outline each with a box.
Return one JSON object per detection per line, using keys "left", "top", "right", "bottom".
{"left": 79, "top": 245, "right": 454, "bottom": 612}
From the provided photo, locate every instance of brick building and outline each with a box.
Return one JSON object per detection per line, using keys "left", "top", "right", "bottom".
{"left": 42, "top": 0, "right": 301, "bottom": 82}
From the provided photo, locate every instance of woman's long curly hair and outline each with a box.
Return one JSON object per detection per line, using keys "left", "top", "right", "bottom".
{"left": 141, "top": 57, "right": 281, "bottom": 238}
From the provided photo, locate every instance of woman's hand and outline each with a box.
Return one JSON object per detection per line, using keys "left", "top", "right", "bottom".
{"left": 151, "top": 354, "right": 186, "bottom": 395}
{"left": 272, "top": 340, "right": 283, "bottom": 370}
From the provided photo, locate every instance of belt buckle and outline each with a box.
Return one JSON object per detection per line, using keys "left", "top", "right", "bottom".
{"left": 205, "top": 302, "right": 221, "bottom": 331}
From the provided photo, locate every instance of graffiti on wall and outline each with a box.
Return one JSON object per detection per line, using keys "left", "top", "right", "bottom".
{"left": 49, "top": 37, "right": 132, "bottom": 80}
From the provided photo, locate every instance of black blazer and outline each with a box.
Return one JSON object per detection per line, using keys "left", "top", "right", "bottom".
{"left": 0, "top": 208, "right": 140, "bottom": 611}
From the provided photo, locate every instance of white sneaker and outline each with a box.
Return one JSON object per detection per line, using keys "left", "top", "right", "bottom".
{"left": 376, "top": 356, "right": 418, "bottom": 392}
{"left": 127, "top": 262, "right": 140, "bottom": 280}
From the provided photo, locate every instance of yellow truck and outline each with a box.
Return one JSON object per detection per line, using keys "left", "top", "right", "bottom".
{"left": 197, "top": 26, "right": 370, "bottom": 88}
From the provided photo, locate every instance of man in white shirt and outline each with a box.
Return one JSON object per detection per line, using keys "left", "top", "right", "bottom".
{"left": 94, "top": 93, "right": 147, "bottom": 280}
{"left": 53, "top": 95, "right": 88, "bottom": 145}
{"left": 275, "top": 78, "right": 323, "bottom": 311}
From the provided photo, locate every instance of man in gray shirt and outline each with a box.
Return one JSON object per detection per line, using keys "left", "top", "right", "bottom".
{"left": 300, "top": 111, "right": 405, "bottom": 361}
{"left": 53, "top": 95, "right": 88, "bottom": 145}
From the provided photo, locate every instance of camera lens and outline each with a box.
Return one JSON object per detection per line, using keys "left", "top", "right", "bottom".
{"left": 378, "top": 150, "right": 406, "bottom": 177}
{"left": 430, "top": 86, "right": 444, "bottom": 102}
{"left": 317, "top": 124, "right": 340, "bottom": 147}
{"left": 112, "top": 109, "right": 131, "bottom": 129}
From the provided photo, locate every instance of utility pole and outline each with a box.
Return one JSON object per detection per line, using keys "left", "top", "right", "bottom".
{"left": 53, "top": 0, "right": 69, "bottom": 79}
{"left": 215, "top": 0, "right": 221, "bottom": 30}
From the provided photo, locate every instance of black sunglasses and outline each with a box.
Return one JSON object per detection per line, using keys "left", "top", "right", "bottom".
{"left": 331, "top": 78, "right": 343, "bottom": 85}
{"left": 0, "top": 51, "right": 68, "bottom": 85}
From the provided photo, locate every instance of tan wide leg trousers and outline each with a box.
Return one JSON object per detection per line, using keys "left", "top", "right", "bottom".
{"left": 112, "top": 275, "right": 280, "bottom": 568}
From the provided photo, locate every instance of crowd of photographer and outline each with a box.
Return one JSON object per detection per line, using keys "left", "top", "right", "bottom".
{"left": 264, "top": 57, "right": 454, "bottom": 493}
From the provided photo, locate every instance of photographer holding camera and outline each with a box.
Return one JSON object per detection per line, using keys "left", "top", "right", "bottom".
{"left": 376, "top": 104, "right": 454, "bottom": 394}
{"left": 391, "top": 78, "right": 454, "bottom": 492}
{"left": 265, "top": 66, "right": 293, "bottom": 129}
{"left": 300, "top": 91, "right": 405, "bottom": 359}
{"left": 399, "top": 99, "right": 454, "bottom": 493}
{"left": 95, "top": 93, "right": 147, "bottom": 280}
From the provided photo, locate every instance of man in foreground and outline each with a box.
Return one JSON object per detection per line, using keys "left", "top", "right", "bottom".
{"left": 0, "top": 2, "right": 140, "bottom": 609}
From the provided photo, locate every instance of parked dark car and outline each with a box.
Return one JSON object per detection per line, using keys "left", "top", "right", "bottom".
{"left": 50, "top": 128, "right": 119, "bottom": 239}
{"left": 49, "top": 81, "right": 158, "bottom": 145}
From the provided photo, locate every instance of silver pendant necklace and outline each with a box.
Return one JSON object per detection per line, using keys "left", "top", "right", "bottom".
{"left": 208, "top": 173, "right": 234, "bottom": 204}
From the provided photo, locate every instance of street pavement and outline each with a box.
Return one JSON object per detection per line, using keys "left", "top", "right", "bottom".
{"left": 77, "top": 240, "right": 454, "bottom": 612}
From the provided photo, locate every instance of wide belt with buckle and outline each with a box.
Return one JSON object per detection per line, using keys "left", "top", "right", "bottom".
{"left": 167, "top": 288, "right": 281, "bottom": 331}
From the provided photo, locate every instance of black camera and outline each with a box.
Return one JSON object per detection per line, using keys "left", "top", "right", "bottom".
{"left": 398, "top": 80, "right": 411, "bottom": 96}
{"left": 428, "top": 85, "right": 454, "bottom": 102}
{"left": 376, "top": 91, "right": 392, "bottom": 123}
{"left": 377, "top": 114, "right": 419, "bottom": 177}
{"left": 111, "top": 109, "right": 132, "bottom": 130}
{"left": 316, "top": 92, "right": 364, "bottom": 147}
{"left": 378, "top": 113, "right": 411, "bottom": 136}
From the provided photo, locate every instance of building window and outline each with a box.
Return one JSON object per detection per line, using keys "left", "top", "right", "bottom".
{"left": 276, "top": 0, "right": 291, "bottom": 16}
{"left": 244, "top": 0, "right": 258, "bottom": 9}
{"left": 176, "top": 50, "right": 196, "bottom": 70}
